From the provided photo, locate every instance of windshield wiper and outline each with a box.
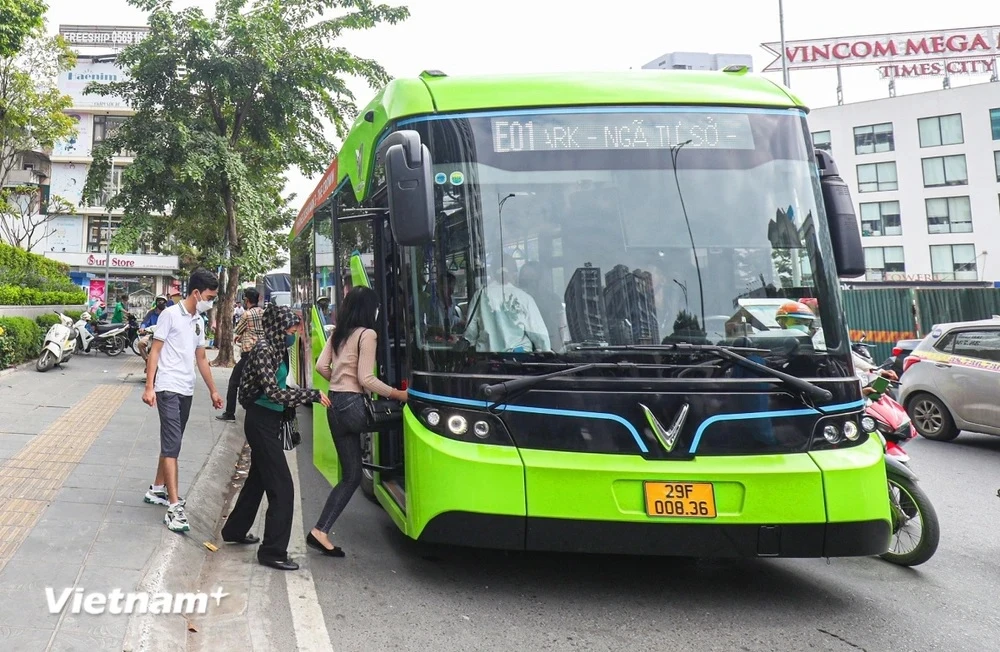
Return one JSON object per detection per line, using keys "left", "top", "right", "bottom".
{"left": 567, "top": 343, "right": 833, "bottom": 402}
{"left": 480, "top": 362, "right": 636, "bottom": 402}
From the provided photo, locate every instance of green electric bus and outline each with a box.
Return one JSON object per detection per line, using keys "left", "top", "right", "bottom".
{"left": 288, "top": 68, "right": 892, "bottom": 558}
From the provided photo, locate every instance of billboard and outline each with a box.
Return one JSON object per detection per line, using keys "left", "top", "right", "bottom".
{"left": 762, "top": 26, "right": 1000, "bottom": 78}
{"left": 58, "top": 25, "right": 149, "bottom": 49}
{"left": 57, "top": 61, "right": 128, "bottom": 109}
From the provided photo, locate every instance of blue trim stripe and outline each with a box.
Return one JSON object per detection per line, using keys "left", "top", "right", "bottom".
{"left": 409, "top": 391, "right": 864, "bottom": 456}
{"left": 396, "top": 105, "right": 805, "bottom": 127}
{"left": 408, "top": 389, "right": 649, "bottom": 453}
{"left": 687, "top": 399, "right": 865, "bottom": 454}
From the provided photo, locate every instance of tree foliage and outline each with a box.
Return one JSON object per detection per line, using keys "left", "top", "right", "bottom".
{"left": 0, "top": 0, "right": 46, "bottom": 59}
{"left": 0, "top": 184, "right": 74, "bottom": 252}
{"left": 0, "top": 26, "right": 75, "bottom": 192}
{"left": 83, "top": 0, "right": 408, "bottom": 365}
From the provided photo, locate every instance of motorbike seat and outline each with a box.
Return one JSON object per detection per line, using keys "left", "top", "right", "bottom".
{"left": 95, "top": 323, "right": 122, "bottom": 334}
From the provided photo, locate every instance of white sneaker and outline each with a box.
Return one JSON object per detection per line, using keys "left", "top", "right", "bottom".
{"left": 144, "top": 486, "right": 185, "bottom": 507}
{"left": 144, "top": 486, "right": 169, "bottom": 506}
{"left": 164, "top": 504, "right": 190, "bottom": 532}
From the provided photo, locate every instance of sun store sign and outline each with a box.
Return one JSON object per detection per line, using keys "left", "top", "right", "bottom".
{"left": 761, "top": 26, "right": 1000, "bottom": 79}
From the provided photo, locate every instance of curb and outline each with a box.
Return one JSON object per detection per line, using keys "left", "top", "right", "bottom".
{"left": 121, "top": 420, "right": 246, "bottom": 652}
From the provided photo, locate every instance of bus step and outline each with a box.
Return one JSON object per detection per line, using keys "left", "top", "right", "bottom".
{"left": 362, "top": 462, "right": 401, "bottom": 472}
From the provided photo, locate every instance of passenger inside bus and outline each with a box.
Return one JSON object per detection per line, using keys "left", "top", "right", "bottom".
{"left": 517, "top": 261, "right": 567, "bottom": 351}
{"left": 460, "top": 254, "right": 550, "bottom": 353}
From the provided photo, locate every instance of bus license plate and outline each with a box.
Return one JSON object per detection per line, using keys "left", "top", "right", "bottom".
{"left": 643, "top": 482, "right": 717, "bottom": 518}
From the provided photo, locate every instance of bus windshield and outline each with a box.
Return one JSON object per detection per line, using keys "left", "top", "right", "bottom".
{"left": 406, "top": 106, "right": 847, "bottom": 369}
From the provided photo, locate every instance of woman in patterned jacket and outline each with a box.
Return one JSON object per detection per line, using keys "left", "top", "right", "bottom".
{"left": 221, "top": 304, "right": 330, "bottom": 571}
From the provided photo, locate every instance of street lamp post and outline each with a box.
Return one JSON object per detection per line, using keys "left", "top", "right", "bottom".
{"left": 779, "top": 0, "right": 790, "bottom": 87}
{"left": 103, "top": 158, "right": 115, "bottom": 306}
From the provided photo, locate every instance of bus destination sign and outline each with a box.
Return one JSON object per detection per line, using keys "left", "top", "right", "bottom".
{"left": 491, "top": 112, "right": 755, "bottom": 153}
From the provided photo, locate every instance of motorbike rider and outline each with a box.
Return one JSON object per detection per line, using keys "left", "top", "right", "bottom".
{"left": 775, "top": 300, "right": 896, "bottom": 395}
{"left": 137, "top": 296, "right": 168, "bottom": 362}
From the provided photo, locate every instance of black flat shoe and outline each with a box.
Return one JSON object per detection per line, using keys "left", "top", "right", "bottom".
{"left": 216, "top": 414, "right": 236, "bottom": 422}
{"left": 259, "top": 558, "right": 298, "bottom": 571}
{"left": 223, "top": 534, "right": 260, "bottom": 545}
{"left": 306, "top": 532, "right": 345, "bottom": 557}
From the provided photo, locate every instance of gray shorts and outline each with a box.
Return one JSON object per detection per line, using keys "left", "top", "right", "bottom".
{"left": 157, "top": 391, "right": 193, "bottom": 458}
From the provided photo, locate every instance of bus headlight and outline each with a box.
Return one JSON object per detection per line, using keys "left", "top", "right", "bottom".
{"left": 424, "top": 410, "right": 441, "bottom": 427}
{"left": 860, "top": 416, "right": 876, "bottom": 433}
{"left": 843, "top": 421, "right": 859, "bottom": 441}
{"left": 473, "top": 421, "right": 490, "bottom": 439}
{"left": 823, "top": 424, "right": 842, "bottom": 444}
{"left": 447, "top": 415, "right": 468, "bottom": 436}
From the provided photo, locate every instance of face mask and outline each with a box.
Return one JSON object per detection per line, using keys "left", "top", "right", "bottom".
{"left": 285, "top": 333, "right": 296, "bottom": 348}
{"left": 195, "top": 292, "right": 216, "bottom": 314}
{"left": 788, "top": 323, "right": 810, "bottom": 334}
{"left": 156, "top": 303, "right": 166, "bottom": 311}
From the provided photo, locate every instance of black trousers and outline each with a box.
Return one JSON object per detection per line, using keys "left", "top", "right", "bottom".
{"left": 221, "top": 404, "right": 293, "bottom": 562}
{"left": 224, "top": 355, "right": 249, "bottom": 416}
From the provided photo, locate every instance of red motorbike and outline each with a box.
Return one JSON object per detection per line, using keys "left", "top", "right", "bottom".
{"left": 861, "top": 382, "right": 940, "bottom": 567}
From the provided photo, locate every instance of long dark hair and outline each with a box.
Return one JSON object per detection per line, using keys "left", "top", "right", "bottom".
{"left": 331, "top": 286, "right": 379, "bottom": 354}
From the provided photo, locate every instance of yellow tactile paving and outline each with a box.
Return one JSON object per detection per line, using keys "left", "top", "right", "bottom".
{"left": 117, "top": 355, "right": 146, "bottom": 379}
{"left": 0, "top": 384, "right": 132, "bottom": 573}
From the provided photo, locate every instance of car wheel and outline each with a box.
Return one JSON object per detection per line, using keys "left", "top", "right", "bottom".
{"left": 907, "top": 393, "right": 959, "bottom": 441}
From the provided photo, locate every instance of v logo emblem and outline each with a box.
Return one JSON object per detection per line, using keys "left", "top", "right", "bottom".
{"left": 639, "top": 403, "right": 690, "bottom": 453}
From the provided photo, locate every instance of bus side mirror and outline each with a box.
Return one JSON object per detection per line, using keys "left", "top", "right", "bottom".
{"left": 816, "top": 150, "right": 865, "bottom": 279}
{"left": 378, "top": 130, "right": 435, "bottom": 246}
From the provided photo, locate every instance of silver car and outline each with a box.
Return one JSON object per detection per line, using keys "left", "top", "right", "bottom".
{"left": 899, "top": 316, "right": 1000, "bottom": 441}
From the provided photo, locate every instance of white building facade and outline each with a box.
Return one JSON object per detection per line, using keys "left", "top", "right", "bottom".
{"left": 641, "top": 52, "right": 754, "bottom": 72}
{"left": 43, "top": 54, "right": 180, "bottom": 306}
{"left": 807, "top": 82, "right": 1000, "bottom": 284}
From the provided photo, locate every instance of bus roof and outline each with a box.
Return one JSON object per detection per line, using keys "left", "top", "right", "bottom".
{"left": 293, "top": 69, "right": 803, "bottom": 236}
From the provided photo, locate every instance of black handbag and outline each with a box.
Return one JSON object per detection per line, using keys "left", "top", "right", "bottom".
{"left": 357, "top": 331, "right": 403, "bottom": 431}
{"left": 364, "top": 396, "right": 403, "bottom": 430}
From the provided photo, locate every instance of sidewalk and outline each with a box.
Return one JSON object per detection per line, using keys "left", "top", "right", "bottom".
{"left": 0, "top": 350, "right": 240, "bottom": 651}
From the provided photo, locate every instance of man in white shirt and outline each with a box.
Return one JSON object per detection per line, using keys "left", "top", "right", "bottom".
{"left": 142, "top": 268, "right": 224, "bottom": 532}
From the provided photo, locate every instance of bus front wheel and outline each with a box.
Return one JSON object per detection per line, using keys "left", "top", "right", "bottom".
{"left": 360, "top": 432, "right": 377, "bottom": 503}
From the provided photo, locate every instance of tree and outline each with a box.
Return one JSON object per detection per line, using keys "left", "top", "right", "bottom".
{"left": 0, "top": 0, "right": 46, "bottom": 60}
{"left": 83, "top": 0, "right": 408, "bottom": 366}
{"left": 0, "top": 184, "right": 73, "bottom": 251}
{"left": 0, "top": 26, "right": 75, "bottom": 194}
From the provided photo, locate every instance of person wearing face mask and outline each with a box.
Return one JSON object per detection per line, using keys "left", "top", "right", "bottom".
{"left": 775, "top": 301, "right": 818, "bottom": 336}
{"left": 222, "top": 304, "right": 331, "bottom": 570}
{"left": 137, "top": 295, "right": 169, "bottom": 369}
{"left": 141, "top": 268, "right": 225, "bottom": 533}
{"left": 311, "top": 286, "right": 407, "bottom": 557}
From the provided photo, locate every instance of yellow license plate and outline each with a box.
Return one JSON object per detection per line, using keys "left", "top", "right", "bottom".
{"left": 643, "top": 482, "right": 717, "bottom": 518}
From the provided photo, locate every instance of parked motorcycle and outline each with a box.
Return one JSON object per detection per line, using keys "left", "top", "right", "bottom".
{"left": 36, "top": 312, "right": 77, "bottom": 372}
{"left": 861, "top": 385, "right": 940, "bottom": 567}
{"left": 76, "top": 314, "right": 129, "bottom": 356}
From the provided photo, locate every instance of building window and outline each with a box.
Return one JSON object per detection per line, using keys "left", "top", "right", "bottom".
{"left": 930, "top": 244, "right": 978, "bottom": 281}
{"left": 991, "top": 108, "right": 1000, "bottom": 140}
{"left": 856, "top": 161, "right": 898, "bottom": 192}
{"left": 86, "top": 215, "right": 149, "bottom": 254}
{"left": 917, "top": 113, "right": 963, "bottom": 147}
{"left": 853, "top": 122, "right": 894, "bottom": 154}
{"left": 926, "top": 196, "right": 972, "bottom": 234}
{"left": 86, "top": 215, "right": 119, "bottom": 253}
{"left": 92, "top": 115, "right": 134, "bottom": 157}
{"left": 860, "top": 201, "right": 901, "bottom": 237}
{"left": 811, "top": 130, "right": 832, "bottom": 153}
{"left": 863, "top": 246, "right": 904, "bottom": 281}
{"left": 921, "top": 155, "right": 968, "bottom": 187}
{"left": 83, "top": 166, "right": 126, "bottom": 208}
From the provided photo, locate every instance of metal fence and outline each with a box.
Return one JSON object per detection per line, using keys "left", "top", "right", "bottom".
{"left": 840, "top": 287, "right": 1000, "bottom": 363}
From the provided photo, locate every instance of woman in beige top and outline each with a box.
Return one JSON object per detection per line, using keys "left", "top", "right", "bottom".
{"left": 308, "top": 286, "right": 407, "bottom": 557}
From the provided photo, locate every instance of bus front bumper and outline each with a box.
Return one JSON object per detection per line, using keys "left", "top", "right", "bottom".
{"left": 417, "top": 512, "right": 891, "bottom": 558}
